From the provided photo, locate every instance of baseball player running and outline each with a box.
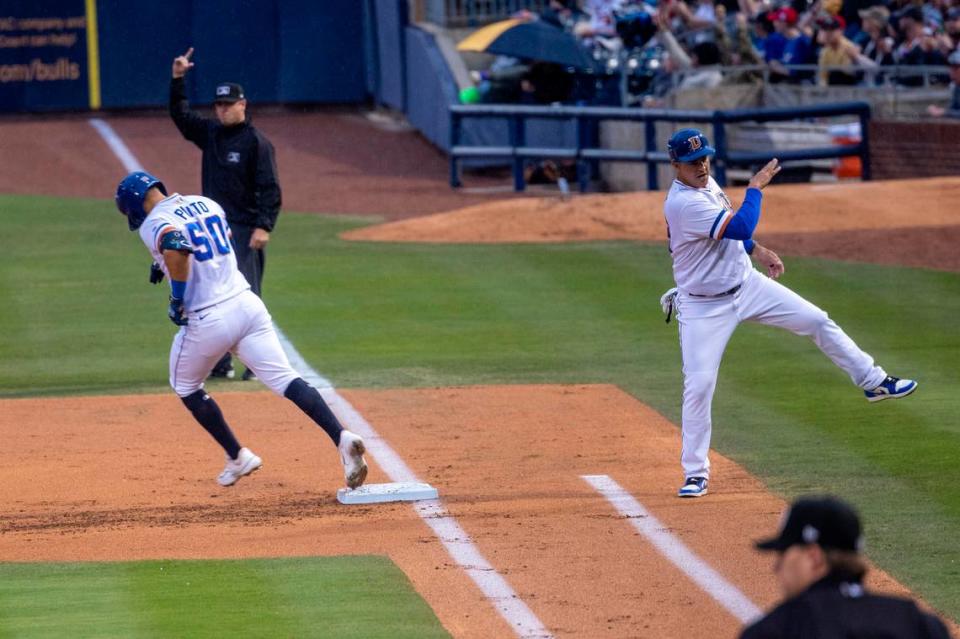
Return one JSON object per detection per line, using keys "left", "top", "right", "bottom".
{"left": 115, "top": 171, "right": 367, "bottom": 490}
{"left": 662, "top": 128, "right": 917, "bottom": 499}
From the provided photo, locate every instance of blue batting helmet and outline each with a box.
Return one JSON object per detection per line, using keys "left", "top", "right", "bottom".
{"left": 116, "top": 171, "right": 166, "bottom": 231}
{"left": 667, "top": 128, "right": 716, "bottom": 163}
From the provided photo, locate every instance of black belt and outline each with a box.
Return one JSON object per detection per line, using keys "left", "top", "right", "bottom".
{"left": 688, "top": 284, "right": 742, "bottom": 298}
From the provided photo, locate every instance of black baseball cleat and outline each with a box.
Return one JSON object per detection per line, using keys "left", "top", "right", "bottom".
{"left": 241, "top": 368, "right": 257, "bottom": 381}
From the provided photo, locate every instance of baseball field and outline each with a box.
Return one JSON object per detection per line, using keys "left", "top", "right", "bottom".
{"left": 1, "top": 111, "right": 958, "bottom": 638}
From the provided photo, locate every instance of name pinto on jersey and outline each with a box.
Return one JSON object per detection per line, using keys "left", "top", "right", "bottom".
{"left": 171, "top": 199, "right": 210, "bottom": 220}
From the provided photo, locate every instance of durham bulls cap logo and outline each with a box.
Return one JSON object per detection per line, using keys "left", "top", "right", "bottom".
{"left": 667, "top": 128, "right": 716, "bottom": 163}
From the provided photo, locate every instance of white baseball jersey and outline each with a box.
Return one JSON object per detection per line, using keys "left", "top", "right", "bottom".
{"left": 139, "top": 193, "right": 250, "bottom": 312}
{"left": 664, "top": 176, "right": 750, "bottom": 296}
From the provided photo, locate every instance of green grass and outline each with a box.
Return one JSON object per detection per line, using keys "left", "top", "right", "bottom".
{"left": 0, "top": 556, "right": 449, "bottom": 638}
{"left": 1, "top": 194, "right": 959, "bottom": 620}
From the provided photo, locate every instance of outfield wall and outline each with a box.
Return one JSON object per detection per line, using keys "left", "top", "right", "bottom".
{"left": 0, "top": 0, "right": 370, "bottom": 112}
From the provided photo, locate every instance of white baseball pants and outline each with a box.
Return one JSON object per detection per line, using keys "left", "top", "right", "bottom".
{"left": 169, "top": 290, "right": 299, "bottom": 398}
{"left": 675, "top": 268, "right": 887, "bottom": 480}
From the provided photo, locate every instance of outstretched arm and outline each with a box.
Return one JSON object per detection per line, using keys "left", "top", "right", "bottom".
{"left": 722, "top": 159, "right": 781, "bottom": 240}
{"left": 169, "top": 47, "right": 209, "bottom": 147}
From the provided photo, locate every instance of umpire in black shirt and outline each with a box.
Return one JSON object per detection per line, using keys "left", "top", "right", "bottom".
{"left": 741, "top": 496, "right": 950, "bottom": 639}
{"left": 169, "top": 47, "right": 281, "bottom": 380}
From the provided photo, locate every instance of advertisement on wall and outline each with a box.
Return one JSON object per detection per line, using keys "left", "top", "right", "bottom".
{"left": 0, "top": 0, "right": 96, "bottom": 112}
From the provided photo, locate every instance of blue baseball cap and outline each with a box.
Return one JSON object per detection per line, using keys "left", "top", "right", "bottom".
{"left": 667, "top": 128, "right": 716, "bottom": 163}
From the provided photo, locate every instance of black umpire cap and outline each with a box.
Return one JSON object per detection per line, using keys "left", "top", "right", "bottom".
{"left": 214, "top": 82, "right": 245, "bottom": 103}
{"left": 755, "top": 496, "right": 864, "bottom": 553}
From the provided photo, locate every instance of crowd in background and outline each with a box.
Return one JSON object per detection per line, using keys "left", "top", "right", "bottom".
{"left": 465, "top": 0, "right": 960, "bottom": 114}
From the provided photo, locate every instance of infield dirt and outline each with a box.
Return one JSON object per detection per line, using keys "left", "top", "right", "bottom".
{"left": 0, "top": 385, "right": 950, "bottom": 638}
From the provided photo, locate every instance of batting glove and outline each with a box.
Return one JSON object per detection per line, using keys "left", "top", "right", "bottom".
{"left": 149, "top": 262, "right": 165, "bottom": 284}
{"left": 660, "top": 287, "right": 678, "bottom": 323}
{"left": 168, "top": 296, "right": 188, "bottom": 326}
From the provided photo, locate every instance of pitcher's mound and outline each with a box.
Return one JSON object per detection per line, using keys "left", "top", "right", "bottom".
{"left": 341, "top": 177, "right": 960, "bottom": 250}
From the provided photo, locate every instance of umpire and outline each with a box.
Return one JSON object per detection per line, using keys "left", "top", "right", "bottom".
{"left": 741, "top": 496, "right": 950, "bottom": 639}
{"left": 169, "top": 47, "right": 281, "bottom": 381}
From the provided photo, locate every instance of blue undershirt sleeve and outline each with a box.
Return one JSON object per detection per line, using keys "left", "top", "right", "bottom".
{"left": 170, "top": 279, "right": 187, "bottom": 299}
{"left": 722, "top": 188, "right": 763, "bottom": 241}
{"left": 743, "top": 239, "right": 755, "bottom": 254}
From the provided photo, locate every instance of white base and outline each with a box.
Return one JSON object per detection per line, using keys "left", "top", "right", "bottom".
{"left": 337, "top": 481, "right": 439, "bottom": 505}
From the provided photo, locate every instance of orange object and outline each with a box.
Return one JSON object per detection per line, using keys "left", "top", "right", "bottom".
{"left": 833, "top": 136, "right": 862, "bottom": 178}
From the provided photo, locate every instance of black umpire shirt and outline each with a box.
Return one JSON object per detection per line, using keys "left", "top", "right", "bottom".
{"left": 740, "top": 573, "right": 950, "bottom": 639}
{"left": 169, "top": 77, "right": 281, "bottom": 232}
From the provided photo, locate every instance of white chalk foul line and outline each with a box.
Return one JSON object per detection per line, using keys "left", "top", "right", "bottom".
{"left": 315, "top": 378, "right": 552, "bottom": 639}
{"left": 89, "top": 118, "right": 142, "bottom": 173}
{"left": 581, "top": 474, "right": 762, "bottom": 625}
{"left": 92, "top": 119, "right": 552, "bottom": 639}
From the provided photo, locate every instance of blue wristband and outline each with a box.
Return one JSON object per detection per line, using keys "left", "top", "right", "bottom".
{"left": 170, "top": 279, "right": 186, "bottom": 300}
{"left": 744, "top": 239, "right": 755, "bottom": 254}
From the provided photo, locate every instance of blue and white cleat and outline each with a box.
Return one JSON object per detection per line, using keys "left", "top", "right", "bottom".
{"left": 678, "top": 476, "right": 708, "bottom": 498}
{"left": 864, "top": 376, "right": 917, "bottom": 403}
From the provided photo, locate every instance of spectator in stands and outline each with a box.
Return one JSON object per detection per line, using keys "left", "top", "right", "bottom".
{"left": 538, "top": 0, "right": 586, "bottom": 31}
{"left": 768, "top": 6, "right": 816, "bottom": 82}
{"left": 927, "top": 48, "right": 960, "bottom": 116}
{"left": 469, "top": 54, "right": 531, "bottom": 103}
{"left": 931, "top": 5, "right": 960, "bottom": 55}
{"left": 919, "top": 0, "right": 947, "bottom": 31}
{"left": 753, "top": 10, "right": 789, "bottom": 62}
{"left": 854, "top": 5, "right": 896, "bottom": 83}
{"left": 815, "top": 13, "right": 864, "bottom": 84}
{"left": 718, "top": 10, "right": 766, "bottom": 68}
{"left": 837, "top": 0, "right": 882, "bottom": 37}
{"left": 470, "top": 62, "right": 529, "bottom": 103}
{"left": 654, "top": 10, "right": 725, "bottom": 89}
{"left": 893, "top": 5, "right": 948, "bottom": 84}
{"left": 663, "top": 0, "right": 721, "bottom": 45}
{"left": 574, "top": 0, "right": 626, "bottom": 41}
{"left": 856, "top": 5, "right": 896, "bottom": 57}
{"left": 943, "top": 6, "right": 960, "bottom": 50}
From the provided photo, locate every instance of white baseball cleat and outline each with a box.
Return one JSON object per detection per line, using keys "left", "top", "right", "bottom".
{"left": 338, "top": 430, "right": 368, "bottom": 489}
{"left": 217, "top": 447, "right": 262, "bottom": 487}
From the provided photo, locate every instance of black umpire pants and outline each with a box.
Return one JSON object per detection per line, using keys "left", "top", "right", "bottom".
{"left": 229, "top": 222, "right": 265, "bottom": 297}
{"left": 211, "top": 222, "right": 266, "bottom": 375}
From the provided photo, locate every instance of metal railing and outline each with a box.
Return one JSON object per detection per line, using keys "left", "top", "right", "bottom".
{"left": 666, "top": 63, "right": 951, "bottom": 90}
{"left": 449, "top": 102, "right": 871, "bottom": 191}
{"left": 595, "top": 57, "right": 954, "bottom": 105}
{"left": 423, "top": 0, "right": 550, "bottom": 27}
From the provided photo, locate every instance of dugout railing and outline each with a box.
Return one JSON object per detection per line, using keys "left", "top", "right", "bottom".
{"left": 448, "top": 101, "right": 872, "bottom": 191}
